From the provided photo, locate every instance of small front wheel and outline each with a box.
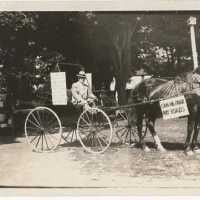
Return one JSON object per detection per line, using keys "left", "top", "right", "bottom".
{"left": 24, "top": 107, "right": 62, "bottom": 152}
{"left": 77, "top": 107, "right": 113, "bottom": 154}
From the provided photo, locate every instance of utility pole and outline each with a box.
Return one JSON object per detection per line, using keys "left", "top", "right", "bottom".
{"left": 187, "top": 16, "right": 198, "bottom": 70}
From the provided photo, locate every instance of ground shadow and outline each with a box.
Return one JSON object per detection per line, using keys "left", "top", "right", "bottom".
{"left": 132, "top": 141, "right": 184, "bottom": 151}
{"left": 60, "top": 140, "right": 123, "bottom": 149}
{"left": 59, "top": 140, "right": 81, "bottom": 148}
{"left": 162, "top": 142, "right": 184, "bottom": 151}
{"left": 0, "top": 136, "right": 21, "bottom": 145}
{"left": 60, "top": 140, "right": 185, "bottom": 151}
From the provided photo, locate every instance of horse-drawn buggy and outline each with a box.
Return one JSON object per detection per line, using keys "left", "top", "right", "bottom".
{"left": 23, "top": 62, "right": 134, "bottom": 154}
{"left": 9, "top": 60, "right": 200, "bottom": 155}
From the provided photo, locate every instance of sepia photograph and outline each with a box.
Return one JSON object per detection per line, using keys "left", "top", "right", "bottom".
{"left": 1, "top": 5, "right": 200, "bottom": 197}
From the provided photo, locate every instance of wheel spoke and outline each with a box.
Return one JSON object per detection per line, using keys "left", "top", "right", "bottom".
{"left": 117, "top": 127, "right": 127, "bottom": 137}
{"left": 96, "top": 135, "right": 103, "bottom": 149}
{"left": 115, "top": 127, "right": 126, "bottom": 133}
{"left": 35, "top": 134, "right": 42, "bottom": 149}
{"left": 71, "top": 130, "right": 74, "bottom": 142}
{"left": 118, "top": 114, "right": 127, "bottom": 121}
{"left": 62, "top": 131, "right": 72, "bottom": 141}
{"left": 80, "top": 116, "right": 90, "bottom": 126}
{"left": 30, "top": 135, "right": 40, "bottom": 144}
{"left": 46, "top": 118, "right": 57, "bottom": 129}
{"left": 115, "top": 128, "right": 126, "bottom": 139}
{"left": 41, "top": 134, "right": 44, "bottom": 151}
{"left": 27, "top": 118, "right": 43, "bottom": 130}
{"left": 124, "top": 130, "right": 129, "bottom": 141}
{"left": 91, "top": 112, "right": 94, "bottom": 125}
{"left": 79, "top": 130, "right": 91, "bottom": 137}
{"left": 75, "top": 130, "right": 77, "bottom": 141}
{"left": 99, "top": 136, "right": 109, "bottom": 146}
{"left": 85, "top": 134, "right": 92, "bottom": 145}
{"left": 79, "top": 125, "right": 90, "bottom": 131}
{"left": 43, "top": 132, "right": 50, "bottom": 150}
{"left": 84, "top": 112, "right": 91, "bottom": 124}
{"left": 30, "top": 112, "right": 41, "bottom": 127}
{"left": 36, "top": 110, "right": 43, "bottom": 127}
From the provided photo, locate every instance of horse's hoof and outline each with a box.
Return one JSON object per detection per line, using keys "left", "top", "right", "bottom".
{"left": 141, "top": 144, "right": 151, "bottom": 152}
{"left": 193, "top": 147, "right": 200, "bottom": 154}
{"left": 157, "top": 146, "right": 166, "bottom": 152}
{"left": 129, "top": 142, "right": 137, "bottom": 148}
{"left": 143, "top": 146, "right": 151, "bottom": 152}
{"left": 185, "top": 150, "right": 194, "bottom": 156}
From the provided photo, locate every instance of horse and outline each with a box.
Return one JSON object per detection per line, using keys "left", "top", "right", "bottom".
{"left": 128, "top": 71, "right": 200, "bottom": 155}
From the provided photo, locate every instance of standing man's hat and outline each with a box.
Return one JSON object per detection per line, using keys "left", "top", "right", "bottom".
{"left": 77, "top": 70, "right": 86, "bottom": 78}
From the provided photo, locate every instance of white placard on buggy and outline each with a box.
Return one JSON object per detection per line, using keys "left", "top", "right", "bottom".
{"left": 50, "top": 72, "right": 67, "bottom": 105}
{"left": 159, "top": 95, "right": 189, "bottom": 120}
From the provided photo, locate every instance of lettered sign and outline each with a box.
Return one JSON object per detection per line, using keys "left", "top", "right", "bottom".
{"left": 159, "top": 96, "right": 189, "bottom": 120}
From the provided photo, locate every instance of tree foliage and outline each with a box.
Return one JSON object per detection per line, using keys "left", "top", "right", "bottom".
{"left": 0, "top": 11, "right": 199, "bottom": 104}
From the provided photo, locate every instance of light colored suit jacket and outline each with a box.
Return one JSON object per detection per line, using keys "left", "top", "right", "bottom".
{"left": 71, "top": 81, "right": 95, "bottom": 105}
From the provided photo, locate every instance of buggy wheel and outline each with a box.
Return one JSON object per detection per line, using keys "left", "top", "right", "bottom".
{"left": 114, "top": 111, "right": 148, "bottom": 145}
{"left": 77, "top": 107, "right": 113, "bottom": 154}
{"left": 114, "top": 110, "right": 137, "bottom": 144}
{"left": 24, "top": 107, "right": 62, "bottom": 152}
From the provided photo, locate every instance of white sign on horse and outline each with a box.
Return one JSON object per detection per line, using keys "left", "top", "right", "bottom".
{"left": 50, "top": 72, "right": 67, "bottom": 105}
{"left": 159, "top": 96, "right": 189, "bottom": 120}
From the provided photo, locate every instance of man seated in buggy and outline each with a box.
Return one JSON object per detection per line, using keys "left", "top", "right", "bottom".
{"left": 71, "top": 70, "right": 97, "bottom": 110}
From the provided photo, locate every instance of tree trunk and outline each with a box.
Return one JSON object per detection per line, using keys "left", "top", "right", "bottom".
{"left": 115, "top": 77, "right": 127, "bottom": 105}
{"left": 111, "top": 26, "right": 134, "bottom": 105}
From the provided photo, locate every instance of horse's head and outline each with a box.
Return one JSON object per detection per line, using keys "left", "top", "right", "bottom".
{"left": 128, "top": 77, "right": 168, "bottom": 103}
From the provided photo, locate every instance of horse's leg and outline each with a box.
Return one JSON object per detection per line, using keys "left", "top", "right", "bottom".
{"left": 128, "top": 106, "right": 150, "bottom": 152}
{"left": 136, "top": 114, "right": 150, "bottom": 152}
{"left": 147, "top": 118, "right": 166, "bottom": 152}
{"left": 192, "top": 121, "right": 200, "bottom": 153}
{"left": 192, "top": 112, "right": 200, "bottom": 153}
{"left": 184, "top": 115, "right": 195, "bottom": 155}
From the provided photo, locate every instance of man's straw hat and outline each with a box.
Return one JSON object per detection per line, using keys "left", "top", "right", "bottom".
{"left": 77, "top": 70, "right": 86, "bottom": 78}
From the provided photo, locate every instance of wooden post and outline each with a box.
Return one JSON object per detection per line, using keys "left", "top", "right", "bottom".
{"left": 86, "top": 73, "right": 92, "bottom": 88}
{"left": 187, "top": 16, "right": 198, "bottom": 70}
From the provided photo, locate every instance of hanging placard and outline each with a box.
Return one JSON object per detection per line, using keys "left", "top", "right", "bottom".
{"left": 50, "top": 72, "right": 67, "bottom": 105}
{"left": 159, "top": 95, "right": 189, "bottom": 120}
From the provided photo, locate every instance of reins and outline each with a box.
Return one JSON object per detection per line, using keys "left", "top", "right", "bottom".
{"left": 100, "top": 86, "right": 200, "bottom": 112}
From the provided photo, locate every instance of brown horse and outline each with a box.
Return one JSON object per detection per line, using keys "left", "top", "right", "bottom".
{"left": 128, "top": 72, "right": 200, "bottom": 155}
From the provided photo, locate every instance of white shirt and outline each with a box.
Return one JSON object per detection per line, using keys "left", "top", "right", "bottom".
{"left": 71, "top": 81, "right": 89, "bottom": 104}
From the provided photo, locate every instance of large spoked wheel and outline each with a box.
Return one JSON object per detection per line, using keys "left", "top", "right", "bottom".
{"left": 114, "top": 111, "right": 148, "bottom": 145}
{"left": 25, "top": 106, "right": 62, "bottom": 152}
{"left": 77, "top": 107, "right": 113, "bottom": 154}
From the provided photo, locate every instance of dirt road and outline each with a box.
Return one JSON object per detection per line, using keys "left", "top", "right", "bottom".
{"left": 1, "top": 118, "right": 200, "bottom": 195}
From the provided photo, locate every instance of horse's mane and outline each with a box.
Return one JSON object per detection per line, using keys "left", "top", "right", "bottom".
{"left": 130, "top": 70, "right": 200, "bottom": 102}
{"left": 149, "top": 72, "right": 200, "bottom": 100}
